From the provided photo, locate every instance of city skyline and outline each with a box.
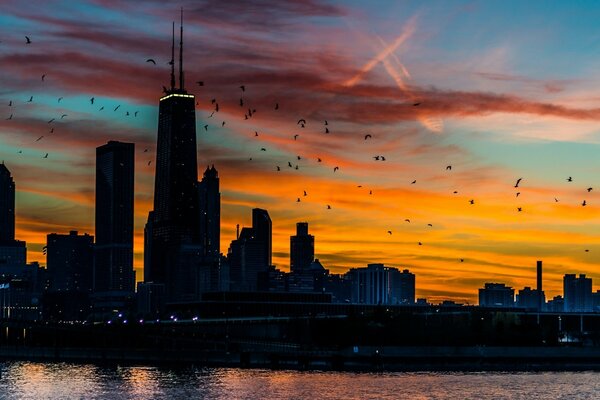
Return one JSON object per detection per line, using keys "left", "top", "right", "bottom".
{"left": 3, "top": 1, "right": 600, "bottom": 303}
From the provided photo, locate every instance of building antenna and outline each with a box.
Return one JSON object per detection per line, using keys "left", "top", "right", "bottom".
{"left": 179, "top": 7, "right": 184, "bottom": 90}
{"left": 170, "top": 21, "right": 175, "bottom": 90}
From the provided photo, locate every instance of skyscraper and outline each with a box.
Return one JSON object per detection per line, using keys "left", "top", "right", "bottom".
{"left": 252, "top": 208, "right": 272, "bottom": 268}
{"left": 0, "top": 163, "right": 26, "bottom": 265}
{"left": 0, "top": 163, "right": 15, "bottom": 243}
{"left": 564, "top": 274, "right": 593, "bottom": 312}
{"left": 95, "top": 141, "right": 135, "bottom": 293}
{"left": 144, "top": 15, "right": 205, "bottom": 301}
{"left": 198, "top": 165, "right": 220, "bottom": 261}
{"left": 290, "top": 222, "right": 314, "bottom": 273}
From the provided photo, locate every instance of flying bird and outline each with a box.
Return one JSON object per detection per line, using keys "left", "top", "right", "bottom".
{"left": 47, "top": 118, "right": 55, "bottom": 123}
{"left": 8, "top": 101, "right": 12, "bottom": 107}
{"left": 114, "top": 105, "right": 120, "bottom": 111}
{"left": 254, "top": 131, "right": 259, "bottom": 137}
{"left": 418, "top": 242, "right": 423, "bottom": 245}
{"left": 41, "top": 74, "right": 46, "bottom": 81}
{"left": 297, "top": 198, "right": 301, "bottom": 203}
{"left": 327, "top": 205, "right": 331, "bottom": 209}
{"left": 374, "top": 156, "right": 380, "bottom": 161}
{"left": 147, "top": 160, "right": 152, "bottom": 166}
{"left": 405, "top": 219, "right": 410, "bottom": 223}
{"left": 143, "top": 149, "right": 148, "bottom": 152}
{"left": 303, "top": 190, "right": 307, "bottom": 196}
{"left": 588, "top": 187, "right": 593, "bottom": 192}
{"left": 554, "top": 197, "right": 559, "bottom": 202}
{"left": 35, "top": 136, "right": 43, "bottom": 142}
{"left": 288, "top": 162, "right": 293, "bottom": 168}
{"left": 297, "top": 155, "right": 301, "bottom": 160}
{"left": 204, "top": 125, "right": 208, "bottom": 131}
{"left": 364, "top": 134, "right": 372, "bottom": 140}
{"left": 469, "top": 199, "right": 475, "bottom": 205}
{"left": 387, "top": 231, "right": 392, "bottom": 235}
{"left": 446, "top": 165, "right": 452, "bottom": 170}
{"left": 325, "top": 127, "right": 329, "bottom": 133}
{"left": 517, "top": 207, "right": 522, "bottom": 212}
{"left": 427, "top": 223, "right": 433, "bottom": 227}
{"left": 43, "top": 153, "right": 48, "bottom": 158}
{"left": 28, "top": 96, "right": 33, "bottom": 102}
{"left": 324, "top": 120, "right": 328, "bottom": 125}
{"left": 90, "top": 97, "right": 95, "bottom": 104}
{"left": 240, "top": 98, "right": 244, "bottom": 107}
{"left": 294, "top": 134, "right": 299, "bottom": 140}
{"left": 276, "top": 166, "right": 280, "bottom": 171}
{"left": 239, "top": 85, "right": 245, "bottom": 92}
{"left": 567, "top": 176, "right": 573, "bottom": 182}
{"left": 60, "top": 114, "right": 67, "bottom": 119}
{"left": 413, "top": 102, "right": 421, "bottom": 106}
{"left": 221, "top": 121, "right": 226, "bottom": 126}
{"left": 146, "top": 59, "right": 156, "bottom": 64}
{"left": 582, "top": 200, "right": 587, "bottom": 206}
{"left": 275, "top": 103, "right": 279, "bottom": 110}
{"left": 333, "top": 166, "right": 339, "bottom": 172}
{"left": 260, "top": 148, "right": 266, "bottom": 151}
{"left": 134, "top": 111, "right": 138, "bottom": 117}
{"left": 317, "top": 158, "right": 322, "bottom": 162}
{"left": 514, "top": 178, "right": 522, "bottom": 188}
{"left": 516, "top": 192, "right": 520, "bottom": 197}
{"left": 57, "top": 97, "right": 63, "bottom": 103}
{"left": 411, "top": 180, "right": 416, "bottom": 184}
{"left": 25, "top": 36, "right": 31, "bottom": 44}
{"left": 297, "top": 119, "right": 306, "bottom": 127}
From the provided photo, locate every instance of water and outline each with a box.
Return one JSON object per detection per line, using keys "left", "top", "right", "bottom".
{"left": 1, "top": 361, "right": 600, "bottom": 399}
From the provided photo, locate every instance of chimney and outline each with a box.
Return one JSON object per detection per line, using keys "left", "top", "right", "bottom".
{"left": 537, "top": 260, "right": 543, "bottom": 311}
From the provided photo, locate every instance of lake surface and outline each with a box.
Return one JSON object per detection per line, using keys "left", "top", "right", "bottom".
{"left": 1, "top": 361, "right": 600, "bottom": 399}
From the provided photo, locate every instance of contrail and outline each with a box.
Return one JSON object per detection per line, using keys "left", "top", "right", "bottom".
{"left": 344, "top": 15, "right": 417, "bottom": 87}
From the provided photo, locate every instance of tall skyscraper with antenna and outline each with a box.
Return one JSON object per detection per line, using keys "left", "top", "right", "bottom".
{"left": 144, "top": 12, "right": 217, "bottom": 301}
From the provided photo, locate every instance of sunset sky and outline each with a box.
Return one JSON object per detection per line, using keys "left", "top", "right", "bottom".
{"left": 2, "top": 1, "right": 600, "bottom": 303}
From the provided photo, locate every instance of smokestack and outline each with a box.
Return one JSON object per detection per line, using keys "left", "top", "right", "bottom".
{"left": 236, "top": 224, "right": 240, "bottom": 240}
{"left": 537, "top": 260, "right": 543, "bottom": 311}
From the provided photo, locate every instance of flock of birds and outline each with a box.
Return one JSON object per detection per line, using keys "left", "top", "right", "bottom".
{"left": 2, "top": 35, "right": 597, "bottom": 259}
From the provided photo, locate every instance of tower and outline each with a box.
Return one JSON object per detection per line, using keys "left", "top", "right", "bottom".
{"left": 0, "top": 163, "right": 16, "bottom": 243}
{"left": 95, "top": 141, "right": 135, "bottom": 293}
{"left": 144, "top": 12, "right": 203, "bottom": 300}
{"left": 252, "top": 208, "right": 272, "bottom": 268}
{"left": 198, "top": 165, "right": 220, "bottom": 261}
{"left": 290, "top": 222, "right": 314, "bottom": 273}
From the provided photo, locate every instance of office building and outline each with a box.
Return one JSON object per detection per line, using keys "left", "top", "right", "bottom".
{"left": 563, "top": 274, "right": 593, "bottom": 312}
{"left": 95, "top": 141, "right": 135, "bottom": 293}
{"left": 290, "top": 222, "right": 314, "bottom": 273}
{"left": 479, "top": 283, "right": 514, "bottom": 307}
{"left": 46, "top": 231, "right": 94, "bottom": 292}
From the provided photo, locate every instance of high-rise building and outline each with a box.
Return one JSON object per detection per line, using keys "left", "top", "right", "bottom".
{"left": 390, "top": 269, "right": 416, "bottom": 305}
{"left": 0, "top": 163, "right": 26, "bottom": 265}
{"left": 516, "top": 287, "right": 545, "bottom": 310}
{"left": 347, "top": 264, "right": 413, "bottom": 305}
{"left": 563, "top": 274, "right": 593, "bottom": 312}
{"left": 0, "top": 163, "right": 15, "bottom": 243}
{"left": 478, "top": 283, "right": 514, "bottom": 308}
{"left": 144, "top": 17, "right": 205, "bottom": 301}
{"left": 46, "top": 231, "right": 94, "bottom": 292}
{"left": 95, "top": 141, "right": 135, "bottom": 293}
{"left": 290, "top": 222, "right": 314, "bottom": 273}
{"left": 252, "top": 208, "right": 272, "bottom": 268}
{"left": 198, "top": 165, "right": 220, "bottom": 261}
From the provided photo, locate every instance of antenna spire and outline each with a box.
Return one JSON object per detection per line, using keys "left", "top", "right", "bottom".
{"left": 170, "top": 21, "right": 175, "bottom": 90}
{"left": 179, "top": 7, "right": 184, "bottom": 90}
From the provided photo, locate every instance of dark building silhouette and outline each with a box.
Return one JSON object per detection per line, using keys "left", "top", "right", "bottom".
{"left": 198, "top": 165, "right": 220, "bottom": 261}
{"left": 347, "top": 264, "right": 413, "bottom": 305}
{"left": 390, "top": 269, "right": 416, "bottom": 305}
{"left": 0, "top": 163, "right": 16, "bottom": 243}
{"left": 227, "top": 209, "right": 272, "bottom": 291}
{"left": 516, "top": 286, "right": 545, "bottom": 310}
{"left": 46, "top": 231, "right": 94, "bottom": 292}
{"left": 547, "top": 295, "right": 564, "bottom": 312}
{"left": 564, "top": 274, "right": 593, "bottom": 312}
{"left": 94, "top": 141, "right": 135, "bottom": 293}
{"left": 537, "top": 260, "right": 543, "bottom": 312}
{"left": 479, "top": 283, "right": 514, "bottom": 307}
{"left": 290, "top": 222, "right": 314, "bottom": 273}
{"left": 252, "top": 208, "right": 272, "bottom": 268}
{"left": 144, "top": 18, "right": 205, "bottom": 301}
{"left": 0, "top": 163, "right": 26, "bottom": 265}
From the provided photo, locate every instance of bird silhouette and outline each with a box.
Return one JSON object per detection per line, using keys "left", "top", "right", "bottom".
{"left": 143, "top": 149, "right": 148, "bottom": 152}
{"left": 418, "top": 242, "right": 423, "bottom": 245}
{"left": 99, "top": 106, "right": 104, "bottom": 111}
{"left": 516, "top": 192, "right": 520, "bottom": 197}
{"left": 297, "top": 155, "right": 301, "bottom": 160}
{"left": 411, "top": 180, "right": 416, "bottom": 184}
{"left": 260, "top": 148, "right": 266, "bottom": 151}
{"left": 517, "top": 207, "right": 522, "bottom": 212}
{"left": 215, "top": 103, "right": 219, "bottom": 112}
{"left": 240, "top": 98, "right": 244, "bottom": 107}
{"left": 240, "top": 85, "right": 245, "bottom": 92}
{"left": 582, "top": 200, "right": 587, "bottom": 206}
{"left": 28, "top": 96, "right": 33, "bottom": 102}
{"left": 460, "top": 259, "right": 464, "bottom": 262}
{"left": 295, "top": 165, "right": 299, "bottom": 170}
{"left": 90, "top": 97, "right": 94, "bottom": 104}
{"left": 25, "top": 36, "right": 31, "bottom": 44}
{"left": 275, "top": 103, "right": 279, "bottom": 110}
{"left": 303, "top": 190, "right": 307, "bottom": 196}
{"left": 41, "top": 74, "right": 46, "bottom": 81}
{"left": 585, "top": 249, "right": 590, "bottom": 252}
{"left": 8, "top": 101, "right": 12, "bottom": 107}
{"left": 469, "top": 199, "right": 475, "bottom": 205}
{"left": 405, "top": 219, "right": 410, "bottom": 223}
{"left": 43, "top": 153, "right": 48, "bottom": 158}
{"left": 514, "top": 178, "right": 522, "bottom": 188}
{"left": 35, "top": 136, "right": 43, "bottom": 142}
{"left": 114, "top": 105, "right": 120, "bottom": 111}
{"left": 327, "top": 205, "right": 332, "bottom": 209}
{"left": 374, "top": 156, "right": 380, "bottom": 161}
{"left": 387, "top": 231, "right": 392, "bottom": 235}
{"left": 333, "top": 166, "right": 339, "bottom": 172}
{"left": 567, "top": 176, "right": 573, "bottom": 182}
{"left": 146, "top": 59, "right": 156, "bottom": 64}
{"left": 364, "top": 134, "right": 372, "bottom": 140}
{"left": 60, "top": 114, "right": 67, "bottom": 119}
{"left": 297, "top": 198, "right": 301, "bottom": 203}
{"left": 294, "top": 134, "right": 299, "bottom": 140}
{"left": 204, "top": 125, "right": 208, "bottom": 131}
{"left": 47, "top": 118, "right": 55, "bottom": 123}
{"left": 369, "top": 190, "right": 372, "bottom": 195}
{"left": 211, "top": 98, "right": 216, "bottom": 104}
{"left": 413, "top": 102, "right": 421, "bottom": 106}
{"left": 147, "top": 160, "right": 152, "bottom": 166}
{"left": 297, "top": 119, "right": 306, "bottom": 128}
{"left": 276, "top": 166, "right": 280, "bottom": 171}
{"left": 446, "top": 165, "right": 452, "bottom": 170}
{"left": 554, "top": 198, "right": 559, "bottom": 202}
{"left": 57, "top": 97, "right": 63, "bottom": 103}
{"left": 222, "top": 121, "right": 225, "bottom": 126}
{"left": 381, "top": 156, "right": 386, "bottom": 161}
{"left": 325, "top": 127, "right": 329, "bottom": 133}
{"left": 288, "top": 162, "right": 293, "bottom": 168}
{"left": 324, "top": 120, "right": 328, "bottom": 126}
{"left": 49, "top": 128, "right": 54, "bottom": 133}
{"left": 317, "top": 158, "right": 322, "bottom": 162}
{"left": 588, "top": 187, "right": 593, "bottom": 192}
{"left": 427, "top": 223, "right": 433, "bottom": 227}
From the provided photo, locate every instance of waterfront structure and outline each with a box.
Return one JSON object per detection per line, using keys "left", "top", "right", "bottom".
{"left": 290, "top": 222, "right": 314, "bottom": 273}
{"left": 0, "top": 163, "right": 26, "bottom": 265}
{"left": 94, "top": 141, "right": 135, "bottom": 293}
{"left": 46, "top": 231, "right": 94, "bottom": 292}
{"left": 390, "top": 269, "right": 416, "bottom": 305}
{"left": 478, "top": 283, "right": 514, "bottom": 307}
{"left": 563, "top": 274, "right": 593, "bottom": 312}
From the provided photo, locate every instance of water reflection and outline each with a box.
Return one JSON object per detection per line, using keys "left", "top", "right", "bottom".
{"left": 1, "top": 362, "right": 600, "bottom": 399}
